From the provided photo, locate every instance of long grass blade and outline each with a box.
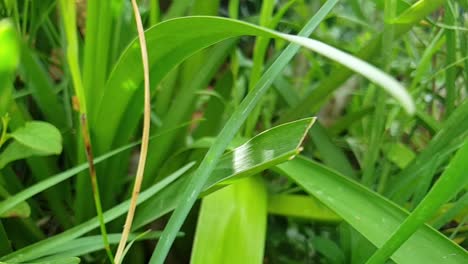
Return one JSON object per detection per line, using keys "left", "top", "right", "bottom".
{"left": 275, "top": 156, "right": 467, "bottom": 264}
{"left": 365, "top": 139, "right": 468, "bottom": 263}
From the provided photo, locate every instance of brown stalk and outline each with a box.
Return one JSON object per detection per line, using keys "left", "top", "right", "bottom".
{"left": 113, "top": 0, "right": 151, "bottom": 262}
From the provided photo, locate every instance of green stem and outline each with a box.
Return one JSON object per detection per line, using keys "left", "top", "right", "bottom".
{"left": 57, "top": 0, "right": 113, "bottom": 262}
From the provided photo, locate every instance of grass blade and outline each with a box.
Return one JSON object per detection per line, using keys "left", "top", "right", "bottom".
{"left": 275, "top": 156, "right": 467, "bottom": 264}
{"left": 365, "top": 139, "right": 468, "bottom": 263}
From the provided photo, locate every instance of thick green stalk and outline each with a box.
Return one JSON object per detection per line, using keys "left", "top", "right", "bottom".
{"left": 149, "top": 1, "right": 339, "bottom": 262}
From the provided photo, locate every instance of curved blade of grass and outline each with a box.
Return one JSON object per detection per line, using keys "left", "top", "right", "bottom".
{"left": 365, "top": 138, "right": 468, "bottom": 263}
{"left": 280, "top": 33, "right": 414, "bottom": 114}
{"left": 279, "top": 0, "right": 444, "bottom": 123}
{"left": 2, "top": 117, "right": 311, "bottom": 262}
{"left": 275, "top": 156, "right": 467, "bottom": 264}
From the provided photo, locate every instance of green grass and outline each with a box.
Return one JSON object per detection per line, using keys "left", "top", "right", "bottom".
{"left": 0, "top": 0, "right": 467, "bottom": 263}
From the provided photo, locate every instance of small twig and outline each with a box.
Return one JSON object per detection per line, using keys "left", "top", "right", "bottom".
{"left": 114, "top": 0, "right": 151, "bottom": 263}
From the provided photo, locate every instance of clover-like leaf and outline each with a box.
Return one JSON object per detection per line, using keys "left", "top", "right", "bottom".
{"left": 10, "top": 121, "right": 62, "bottom": 154}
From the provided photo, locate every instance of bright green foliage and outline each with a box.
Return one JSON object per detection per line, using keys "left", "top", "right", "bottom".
{"left": 0, "top": 0, "right": 466, "bottom": 263}
{"left": 276, "top": 156, "right": 467, "bottom": 264}
{"left": 191, "top": 177, "right": 268, "bottom": 264}
{"left": 10, "top": 122, "right": 62, "bottom": 154}
{"left": 268, "top": 194, "right": 341, "bottom": 222}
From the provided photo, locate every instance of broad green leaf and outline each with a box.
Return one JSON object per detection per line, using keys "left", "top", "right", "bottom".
{"left": 366, "top": 139, "right": 468, "bottom": 263}
{"left": 0, "top": 141, "right": 50, "bottom": 169}
{"left": 10, "top": 121, "right": 62, "bottom": 155}
{"left": 191, "top": 177, "right": 267, "bottom": 264}
{"left": 268, "top": 194, "right": 341, "bottom": 222}
{"left": 1, "top": 118, "right": 312, "bottom": 262}
{"left": 275, "top": 156, "right": 467, "bottom": 264}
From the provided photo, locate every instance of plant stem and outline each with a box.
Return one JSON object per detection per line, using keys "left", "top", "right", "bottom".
{"left": 114, "top": 0, "right": 151, "bottom": 262}
{"left": 57, "top": 0, "right": 113, "bottom": 262}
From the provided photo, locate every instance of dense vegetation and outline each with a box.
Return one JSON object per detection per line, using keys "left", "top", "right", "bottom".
{"left": 0, "top": 0, "right": 467, "bottom": 263}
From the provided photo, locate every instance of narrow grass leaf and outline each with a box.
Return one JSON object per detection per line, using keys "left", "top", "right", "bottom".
{"left": 365, "top": 139, "right": 468, "bottom": 263}
{"left": 280, "top": 33, "right": 414, "bottom": 114}
{"left": 275, "top": 156, "right": 467, "bottom": 264}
